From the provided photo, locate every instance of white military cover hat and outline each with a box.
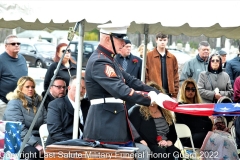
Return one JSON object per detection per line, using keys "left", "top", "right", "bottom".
{"left": 97, "top": 23, "right": 129, "bottom": 39}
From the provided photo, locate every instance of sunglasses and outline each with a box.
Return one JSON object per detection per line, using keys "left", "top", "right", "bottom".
{"left": 211, "top": 59, "right": 220, "bottom": 63}
{"left": 7, "top": 42, "right": 21, "bottom": 46}
{"left": 62, "top": 49, "right": 71, "bottom": 53}
{"left": 25, "top": 86, "right": 35, "bottom": 89}
{"left": 52, "top": 85, "right": 66, "bottom": 90}
{"left": 185, "top": 87, "right": 196, "bottom": 92}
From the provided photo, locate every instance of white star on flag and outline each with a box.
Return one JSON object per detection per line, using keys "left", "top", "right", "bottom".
{"left": 220, "top": 107, "right": 230, "bottom": 112}
{"left": 233, "top": 103, "right": 240, "bottom": 107}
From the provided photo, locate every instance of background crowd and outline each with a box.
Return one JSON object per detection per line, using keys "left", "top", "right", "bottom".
{"left": 1, "top": 26, "right": 240, "bottom": 160}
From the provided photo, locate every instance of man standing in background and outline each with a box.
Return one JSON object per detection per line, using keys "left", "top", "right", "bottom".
{"left": 0, "top": 35, "right": 28, "bottom": 119}
{"left": 145, "top": 33, "right": 179, "bottom": 99}
{"left": 218, "top": 50, "right": 227, "bottom": 71}
{"left": 180, "top": 41, "right": 210, "bottom": 85}
{"left": 115, "top": 39, "right": 142, "bottom": 109}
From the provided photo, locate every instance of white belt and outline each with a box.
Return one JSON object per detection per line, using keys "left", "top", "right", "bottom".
{"left": 90, "top": 97, "right": 123, "bottom": 105}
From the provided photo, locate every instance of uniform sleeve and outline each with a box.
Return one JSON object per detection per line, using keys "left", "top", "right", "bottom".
{"left": 197, "top": 72, "right": 215, "bottom": 101}
{"left": 91, "top": 60, "right": 158, "bottom": 106}
{"left": 225, "top": 62, "right": 234, "bottom": 86}
{"left": 47, "top": 101, "right": 69, "bottom": 142}
{"left": 4, "top": 100, "right": 38, "bottom": 146}
{"left": 44, "top": 63, "right": 56, "bottom": 91}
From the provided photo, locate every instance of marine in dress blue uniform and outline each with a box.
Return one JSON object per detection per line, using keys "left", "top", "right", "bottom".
{"left": 83, "top": 23, "right": 160, "bottom": 145}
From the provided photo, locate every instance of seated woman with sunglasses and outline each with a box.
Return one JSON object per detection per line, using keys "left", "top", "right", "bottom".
{"left": 197, "top": 53, "right": 233, "bottom": 103}
{"left": 129, "top": 82, "right": 182, "bottom": 160}
{"left": 3, "top": 76, "right": 47, "bottom": 160}
{"left": 175, "top": 78, "right": 213, "bottom": 148}
{"left": 44, "top": 43, "right": 77, "bottom": 91}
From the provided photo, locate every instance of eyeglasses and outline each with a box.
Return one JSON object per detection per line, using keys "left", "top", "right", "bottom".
{"left": 62, "top": 49, "right": 71, "bottom": 53}
{"left": 25, "top": 86, "right": 35, "bottom": 89}
{"left": 6, "top": 42, "right": 21, "bottom": 46}
{"left": 185, "top": 87, "right": 196, "bottom": 92}
{"left": 211, "top": 59, "right": 220, "bottom": 63}
{"left": 52, "top": 85, "right": 66, "bottom": 90}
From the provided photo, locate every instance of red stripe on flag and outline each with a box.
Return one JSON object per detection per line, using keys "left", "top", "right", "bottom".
{"left": 163, "top": 101, "right": 214, "bottom": 116}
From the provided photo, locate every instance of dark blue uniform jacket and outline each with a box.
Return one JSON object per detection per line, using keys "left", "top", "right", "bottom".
{"left": 83, "top": 45, "right": 159, "bottom": 144}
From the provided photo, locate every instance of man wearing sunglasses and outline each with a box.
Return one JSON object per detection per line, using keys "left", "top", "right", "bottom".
{"left": 0, "top": 35, "right": 28, "bottom": 119}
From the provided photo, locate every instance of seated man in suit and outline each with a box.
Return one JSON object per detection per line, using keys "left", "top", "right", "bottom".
{"left": 115, "top": 39, "right": 142, "bottom": 110}
{"left": 46, "top": 75, "right": 90, "bottom": 145}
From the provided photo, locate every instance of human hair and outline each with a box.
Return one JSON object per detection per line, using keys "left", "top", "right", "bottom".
{"left": 6, "top": 76, "right": 41, "bottom": 114}
{"left": 139, "top": 81, "right": 175, "bottom": 125}
{"left": 179, "top": 78, "right": 202, "bottom": 104}
{"left": 138, "top": 44, "right": 150, "bottom": 57}
{"left": 198, "top": 41, "right": 210, "bottom": 49}
{"left": 54, "top": 76, "right": 66, "bottom": 82}
{"left": 208, "top": 53, "right": 222, "bottom": 73}
{"left": 53, "top": 43, "right": 76, "bottom": 64}
{"left": 4, "top": 35, "right": 18, "bottom": 44}
{"left": 155, "top": 32, "right": 168, "bottom": 39}
{"left": 69, "top": 75, "right": 77, "bottom": 86}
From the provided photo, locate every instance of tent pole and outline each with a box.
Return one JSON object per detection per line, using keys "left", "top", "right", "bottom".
{"left": 141, "top": 24, "right": 149, "bottom": 82}
{"left": 72, "top": 20, "right": 85, "bottom": 139}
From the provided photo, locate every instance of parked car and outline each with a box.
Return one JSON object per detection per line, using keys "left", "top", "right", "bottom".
{"left": 69, "top": 41, "right": 99, "bottom": 68}
{"left": 19, "top": 41, "right": 55, "bottom": 68}
{"left": 168, "top": 48, "right": 192, "bottom": 74}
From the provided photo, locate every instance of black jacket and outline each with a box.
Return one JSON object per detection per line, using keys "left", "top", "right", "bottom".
{"left": 44, "top": 61, "right": 77, "bottom": 90}
{"left": 175, "top": 103, "right": 212, "bottom": 134}
{"left": 41, "top": 91, "right": 55, "bottom": 111}
{"left": 128, "top": 105, "right": 177, "bottom": 146}
{"left": 114, "top": 53, "right": 142, "bottom": 80}
{"left": 46, "top": 96, "right": 90, "bottom": 146}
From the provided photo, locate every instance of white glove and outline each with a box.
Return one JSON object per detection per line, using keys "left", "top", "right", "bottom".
{"left": 148, "top": 91, "right": 158, "bottom": 105}
{"left": 214, "top": 88, "right": 219, "bottom": 94}
{"left": 155, "top": 93, "right": 176, "bottom": 108}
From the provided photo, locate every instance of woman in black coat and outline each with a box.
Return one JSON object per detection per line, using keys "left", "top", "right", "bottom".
{"left": 129, "top": 82, "right": 182, "bottom": 160}
{"left": 44, "top": 43, "right": 77, "bottom": 90}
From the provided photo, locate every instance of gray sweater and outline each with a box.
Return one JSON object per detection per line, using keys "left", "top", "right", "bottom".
{"left": 0, "top": 52, "right": 28, "bottom": 103}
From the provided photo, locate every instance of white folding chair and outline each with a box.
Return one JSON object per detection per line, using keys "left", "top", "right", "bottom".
{"left": 39, "top": 124, "right": 49, "bottom": 152}
{"left": 174, "top": 123, "right": 200, "bottom": 159}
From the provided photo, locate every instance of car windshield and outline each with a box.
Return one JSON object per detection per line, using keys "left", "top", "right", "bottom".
{"left": 34, "top": 43, "right": 55, "bottom": 52}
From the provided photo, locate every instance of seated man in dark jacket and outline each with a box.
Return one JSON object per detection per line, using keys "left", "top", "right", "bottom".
{"left": 41, "top": 76, "right": 66, "bottom": 111}
{"left": 46, "top": 75, "right": 90, "bottom": 145}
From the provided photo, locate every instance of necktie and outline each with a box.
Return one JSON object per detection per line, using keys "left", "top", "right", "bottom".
{"left": 122, "top": 57, "right": 128, "bottom": 71}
